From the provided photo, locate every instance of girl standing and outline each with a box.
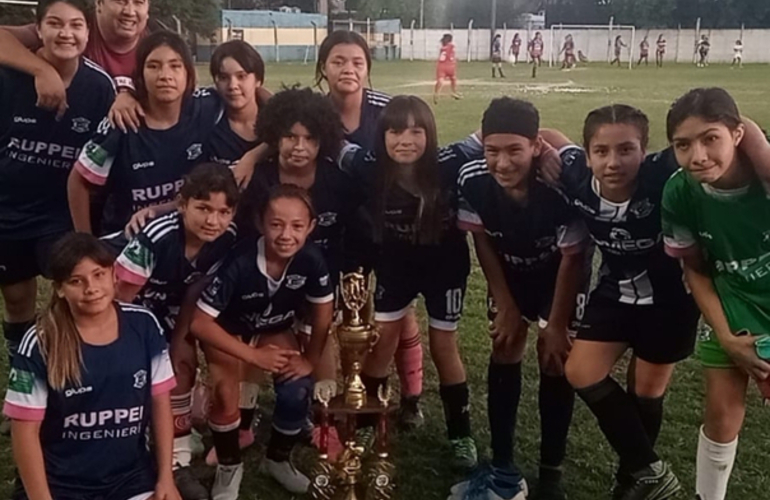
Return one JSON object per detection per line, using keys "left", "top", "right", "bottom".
{"left": 509, "top": 33, "right": 522, "bottom": 65}
{"left": 434, "top": 33, "right": 461, "bottom": 103}
{"left": 656, "top": 35, "right": 666, "bottom": 67}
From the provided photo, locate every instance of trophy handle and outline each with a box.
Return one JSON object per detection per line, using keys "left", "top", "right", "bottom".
{"left": 369, "top": 329, "right": 380, "bottom": 350}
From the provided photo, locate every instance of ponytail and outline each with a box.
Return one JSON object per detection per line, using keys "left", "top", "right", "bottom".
{"left": 37, "top": 294, "right": 83, "bottom": 390}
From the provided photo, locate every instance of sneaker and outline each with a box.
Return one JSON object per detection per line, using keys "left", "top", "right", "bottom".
{"left": 450, "top": 436, "right": 479, "bottom": 470}
{"left": 611, "top": 472, "right": 633, "bottom": 500}
{"left": 211, "top": 463, "right": 243, "bottom": 500}
{"left": 448, "top": 465, "right": 528, "bottom": 500}
{"left": 172, "top": 465, "right": 208, "bottom": 500}
{"left": 262, "top": 458, "right": 310, "bottom": 494}
{"left": 621, "top": 461, "right": 681, "bottom": 500}
{"left": 205, "top": 429, "right": 256, "bottom": 466}
{"left": 531, "top": 479, "right": 566, "bottom": 500}
{"left": 397, "top": 396, "right": 425, "bottom": 431}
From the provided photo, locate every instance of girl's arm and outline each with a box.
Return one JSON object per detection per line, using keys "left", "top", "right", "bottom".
{"left": 12, "top": 420, "right": 53, "bottom": 500}
{"left": 304, "top": 300, "right": 334, "bottom": 369}
{"left": 682, "top": 251, "right": 770, "bottom": 380}
{"left": 151, "top": 392, "right": 180, "bottom": 500}
{"left": 115, "top": 281, "right": 143, "bottom": 303}
{"left": 231, "top": 143, "right": 270, "bottom": 189}
{"left": 67, "top": 169, "right": 94, "bottom": 233}
{"left": 739, "top": 118, "right": 770, "bottom": 189}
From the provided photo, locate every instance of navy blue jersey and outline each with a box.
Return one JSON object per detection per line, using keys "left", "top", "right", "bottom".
{"left": 343, "top": 88, "right": 390, "bottom": 150}
{"left": 75, "top": 88, "right": 224, "bottom": 234}
{"left": 115, "top": 212, "right": 237, "bottom": 335}
{"left": 458, "top": 159, "right": 588, "bottom": 276}
{"left": 3, "top": 303, "right": 175, "bottom": 497}
{"left": 558, "top": 146, "right": 689, "bottom": 305}
{"left": 0, "top": 60, "right": 115, "bottom": 240}
{"left": 206, "top": 116, "right": 260, "bottom": 167}
{"left": 340, "top": 135, "right": 483, "bottom": 248}
{"left": 197, "top": 237, "right": 334, "bottom": 338}
{"left": 243, "top": 157, "right": 364, "bottom": 279}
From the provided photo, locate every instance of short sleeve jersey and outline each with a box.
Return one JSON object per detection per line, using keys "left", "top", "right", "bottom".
{"left": 662, "top": 170, "right": 770, "bottom": 334}
{"left": 492, "top": 38, "right": 502, "bottom": 56}
{"left": 439, "top": 43, "right": 456, "bottom": 64}
{"left": 3, "top": 304, "right": 175, "bottom": 496}
{"left": 558, "top": 146, "right": 688, "bottom": 305}
{"left": 197, "top": 237, "right": 334, "bottom": 338}
{"left": 657, "top": 39, "right": 667, "bottom": 52}
{"left": 341, "top": 135, "right": 484, "bottom": 248}
{"left": 457, "top": 159, "right": 588, "bottom": 276}
{"left": 530, "top": 38, "right": 544, "bottom": 56}
{"left": 75, "top": 88, "right": 224, "bottom": 234}
{"left": 244, "top": 157, "right": 364, "bottom": 279}
{"left": 0, "top": 61, "right": 115, "bottom": 240}
{"left": 115, "top": 212, "right": 237, "bottom": 335}
{"left": 206, "top": 117, "right": 260, "bottom": 167}
{"left": 344, "top": 89, "right": 390, "bottom": 150}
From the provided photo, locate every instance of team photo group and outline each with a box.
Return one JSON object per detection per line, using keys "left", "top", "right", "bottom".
{"left": 1, "top": 1, "right": 770, "bottom": 500}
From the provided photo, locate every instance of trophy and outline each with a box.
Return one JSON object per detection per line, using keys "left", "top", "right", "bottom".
{"left": 309, "top": 269, "right": 396, "bottom": 500}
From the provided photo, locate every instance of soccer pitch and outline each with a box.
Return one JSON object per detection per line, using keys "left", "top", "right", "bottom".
{"left": 2, "top": 61, "right": 770, "bottom": 499}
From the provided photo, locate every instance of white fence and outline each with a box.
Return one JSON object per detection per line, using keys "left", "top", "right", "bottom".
{"left": 402, "top": 26, "right": 770, "bottom": 64}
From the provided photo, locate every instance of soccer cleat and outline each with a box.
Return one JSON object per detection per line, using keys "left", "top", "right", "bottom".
{"left": 451, "top": 436, "right": 479, "bottom": 470}
{"left": 211, "top": 463, "right": 243, "bottom": 500}
{"left": 621, "top": 461, "right": 681, "bottom": 500}
{"left": 205, "top": 429, "right": 256, "bottom": 466}
{"left": 448, "top": 465, "right": 528, "bottom": 500}
{"left": 173, "top": 465, "right": 209, "bottom": 500}
{"left": 397, "top": 395, "right": 425, "bottom": 431}
{"left": 262, "top": 458, "right": 311, "bottom": 494}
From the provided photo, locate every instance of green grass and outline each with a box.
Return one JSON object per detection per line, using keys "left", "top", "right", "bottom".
{"left": 3, "top": 61, "right": 770, "bottom": 499}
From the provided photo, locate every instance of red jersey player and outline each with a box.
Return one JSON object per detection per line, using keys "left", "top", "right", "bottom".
{"left": 433, "top": 33, "right": 461, "bottom": 103}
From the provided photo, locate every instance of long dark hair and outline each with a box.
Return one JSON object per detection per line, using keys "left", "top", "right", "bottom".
{"left": 37, "top": 233, "right": 115, "bottom": 390}
{"left": 373, "top": 95, "right": 443, "bottom": 245}
{"left": 36, "top": 0, "right": 88, "bottom": 24}
{"left": 315, "top": 30, "right": 372, "bottom": 89}
{"left": 133, "top": 31, "right": 197, "bottom": 106}
{"left": 210, "top": 40, "right": 265, "bottom": 84}
{"left": 666, "top": 87, "right": 741, "bottom": 142}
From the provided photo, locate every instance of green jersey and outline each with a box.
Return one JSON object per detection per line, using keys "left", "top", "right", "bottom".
{"left": 662, "top": 168, "right": 770, "bottom": 336}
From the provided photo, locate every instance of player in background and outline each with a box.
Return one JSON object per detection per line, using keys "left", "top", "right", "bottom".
{"left": 67, "top": 31, "right": 223, "bottom": 237}
{"left": 0, "top": 0, "right": 114, "bottom": 374}
{"left": 655, "top": 34, "right": 666, "bottom": 68}
{"left": 191, "top": 185, "right": 334, "bottom": 497}
{"left": 314, "top": 30, "right": 426, "bottom": 429}
{"left": 560, "top": 34, "right": 576, "bottom": 70}
{"left": 491, "top": 33, "right": 505, "bottom": 78}
{"left": 434, "top": 33, "right": 461, "bottom": 103}
{"left": 509, "top": 33, "right": 522, "bottom": 65}
{"left": 731, "top": 39, "right": 743, "bottom": 68}
{"left": 697, "top": 35, "right": 711, "bottom": 68}
{"left": 450, "top": 98, "right": 590, "bottom": 500}
{"left": 539, "top": 107, "right": 701, "bottom": 500}
{"left": 661, "top": 88, "right": 770, "bottom": 500}
{"left": 529, "top": 31, "right": 544, "bottom": 77}
{"left": 338, "top": 95, "right": 483, "bottom": 469}
{"left": 3, "top": 232, "right": 179, "bottom": 500}
{"left": 0, "top": 0, "right": 152, "bottom": 122}
{"left": 638, "top": 36, "right": 650, "bottom": 66}
{"left": 114, "top": 164, "right": 239, "bottom": 499}
{"left": 611, "top": 35, "right": 627, "bottom": 66}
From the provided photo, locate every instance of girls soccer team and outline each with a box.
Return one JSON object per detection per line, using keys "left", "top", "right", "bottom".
{"left": 1, "top": 4, "right": 769, "bottom": 500}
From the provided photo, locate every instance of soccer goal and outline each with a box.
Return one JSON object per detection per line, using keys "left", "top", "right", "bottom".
{"left": 549, "top": 22, "right": 636, "bottom": 69}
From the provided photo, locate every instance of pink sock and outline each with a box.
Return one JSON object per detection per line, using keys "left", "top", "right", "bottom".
{"left": 396, "top": 320, "right": 423, "bottom": 398}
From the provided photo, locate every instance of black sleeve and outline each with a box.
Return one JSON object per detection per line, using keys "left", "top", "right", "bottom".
{"left": 558, "top": 146, "right": 591, "bottom": 198}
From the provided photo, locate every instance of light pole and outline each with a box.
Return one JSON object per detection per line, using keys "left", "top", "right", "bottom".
{"left": 420, "top": 0, "right": 425, "bottom": 29}
{"left": 490, "top": 0, "right": 498, "bottom": 57}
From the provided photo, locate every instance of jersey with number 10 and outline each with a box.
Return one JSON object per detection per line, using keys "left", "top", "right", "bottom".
{"left": 662, "top": 170, "right": 770, "bottom": 334}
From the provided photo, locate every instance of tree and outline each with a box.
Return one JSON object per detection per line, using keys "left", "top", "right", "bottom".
{"left": 151, "top": 0, "right": 220, "bottom": 36}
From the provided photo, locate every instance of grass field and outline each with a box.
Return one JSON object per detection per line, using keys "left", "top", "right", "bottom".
{"left": 2, "top": 60, "right": 770, "bottom": 500}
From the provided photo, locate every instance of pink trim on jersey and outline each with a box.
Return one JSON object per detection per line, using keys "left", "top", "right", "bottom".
{"left": 664, "top": 244, "right": 698, "bottom": 259}
{"left": 152, "top": 376, "right": 177, "bottom": 396}
{"left": 3, "top": 401, "right": 45, "bottom": 421}
{"left": 457, "top": 219, "right": 484, "bottom": 233}
{"left": 74, "top": 160, "right": 108, "bottom": 186}
{"left": 115, "top": 263, "right": 149, "bottom": 286}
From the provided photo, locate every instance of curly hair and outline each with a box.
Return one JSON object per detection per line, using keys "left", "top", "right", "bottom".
{"left": 256, "top": 86, "right": 343, "bottom": 160}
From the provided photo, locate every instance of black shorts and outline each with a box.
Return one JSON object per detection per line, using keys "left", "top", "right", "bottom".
{"left": 0, "top": 233, "right": 65, "bottom": 285}
{"left": 488, "top": 268, "right": 587, "bottom": 332}
{"left": 13, "top": 462, "right": 156, "bottom": 500}
{"left": 375, "top": 240, "right": 470, "bottom": 331}
{"left": 492, "top": 54, "right": 503, "bottom": 63}
{"left": 577, "top": 295, "right": 700, "bottom": 364}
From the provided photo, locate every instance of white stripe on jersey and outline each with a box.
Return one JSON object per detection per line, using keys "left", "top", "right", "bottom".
{"left": 18, "top": 326, "right": 39, "bottom": 358}
{"left": 118, "top": 304, "right": 165, "bottom": 337}
{"left": 366, "top": 90, "right": 391, "bottom": 107}
{"left": 458, "top": 160, "right": 489, "bottom": 186}
{"left": 82, "top": 57, "right": 117, "bottom": 93}
{"left": 145, "top": 213, "right": 180, "bottom": 241}
{"left": 226, "top": 222, "right": 237, "bottom": 237}
{"left": 591, "top": 177, "right": 630, "bottom": 222}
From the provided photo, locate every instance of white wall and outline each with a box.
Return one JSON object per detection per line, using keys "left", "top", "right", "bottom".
{"left": 402, "top": 27, "right": 770, "bottom": 64}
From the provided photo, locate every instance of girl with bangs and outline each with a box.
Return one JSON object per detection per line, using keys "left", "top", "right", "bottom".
{"left": 315, "top": 30, "right": 427, "bottom": 430}
{"left": 339, "top": 95, "right": 483, "bottom": 469}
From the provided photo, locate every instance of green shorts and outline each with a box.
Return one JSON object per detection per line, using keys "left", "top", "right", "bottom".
{"left": 697, "top": 325, "right": 758, "bottom": 368}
